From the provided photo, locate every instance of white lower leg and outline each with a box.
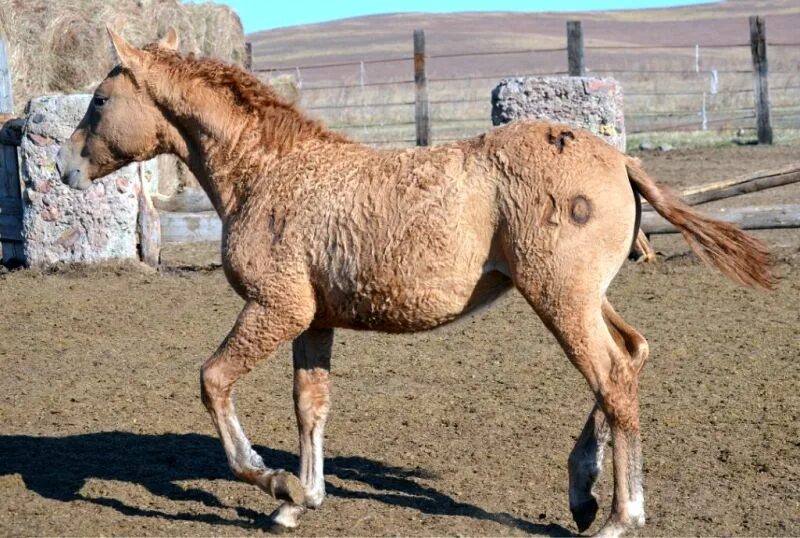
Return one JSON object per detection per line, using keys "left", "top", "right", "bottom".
{"left": 305, "top": 421, "right": 327, "bottom": 507}
{"left": 626, "top": 492, "right": 645, "bottom": 527}
{"left": 212, "top": 399, "right": 304, "bottom": 504}
{"left": 294, "top": 363, "right": 330, "bottom": 509}
{"left": 225, "top": 404, "right": 269, "bottom": 473}
{"left": 597, "top": 426, "right": 645, "bottom": 536}
{"left": 292, "top": 329, "right": 333, "bottom": 516}
{"left": 620, "top": 429, "right": 645, "bottom": 527}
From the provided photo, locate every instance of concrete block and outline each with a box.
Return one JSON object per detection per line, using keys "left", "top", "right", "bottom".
{"left": 492, "top": 76, "right": 625, "bottom": 151}
{"left": 20, "top": 95, "right": 142, "bottom": 266}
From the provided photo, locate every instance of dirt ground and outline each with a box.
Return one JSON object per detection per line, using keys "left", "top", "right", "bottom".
{"left": 1, "top": 145, "right": 798, "bottom": 537}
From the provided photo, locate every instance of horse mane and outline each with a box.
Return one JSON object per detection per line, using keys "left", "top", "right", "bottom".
{"left": 141, "top": 44, "right": 351, "bottom": 152}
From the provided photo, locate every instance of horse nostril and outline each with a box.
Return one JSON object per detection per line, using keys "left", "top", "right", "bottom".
{"left": 63, "top": 169, "right": 82, "bottom": 188}
{"left": 55, "top": 145, "right": 73, "bottom": 178}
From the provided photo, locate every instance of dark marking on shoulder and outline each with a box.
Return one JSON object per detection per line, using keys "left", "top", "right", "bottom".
{"left": 547, "top": 129, "right": 576, "bottom": 154}
{"left": 570, "top": 195, "right": 592, "bottom": 225}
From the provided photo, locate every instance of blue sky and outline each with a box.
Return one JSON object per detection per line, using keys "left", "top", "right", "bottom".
{"left": 199, "top": 1, "right": 713, "bottom": 34}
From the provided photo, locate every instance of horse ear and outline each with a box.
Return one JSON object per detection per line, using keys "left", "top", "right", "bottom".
{"left": 159, "top": 27, "right": 179, "bottom": 50}
{"left": 107, "top": 26, "right": 144, "bottom": 68}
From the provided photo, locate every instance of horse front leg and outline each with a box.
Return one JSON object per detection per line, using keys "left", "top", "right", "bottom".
{"left": 270, "top": 328, "right": 333, "bottom": 529}
{"left": 200, "top": 299, "right": 313, "bottom": 513}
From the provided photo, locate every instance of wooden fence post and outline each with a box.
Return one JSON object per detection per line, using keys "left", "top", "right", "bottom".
{"left": 0, "top": 37, "right": 24, "bottom": 267}
{"left": 749, "top": 15, "right": 773, "bottom": 144}
{"left": 413, "top": 29, "right": 430, "bottom": 147}
{"left": 245, "top": 42, "right": 253, "bottom": 72}
{"left": 567, "top": 20, "right": 586, "bottom": 76}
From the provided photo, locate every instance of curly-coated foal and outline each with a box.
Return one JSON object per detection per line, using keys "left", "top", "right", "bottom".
{"left": 57, "top": 29, "right": 773, "bottom": 537}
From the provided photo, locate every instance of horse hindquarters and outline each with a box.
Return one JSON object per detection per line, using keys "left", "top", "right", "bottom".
{"left": 500, "top": 152, "right": 651, "bottom": 535}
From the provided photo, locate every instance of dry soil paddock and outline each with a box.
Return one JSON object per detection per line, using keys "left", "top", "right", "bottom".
{"left": 1, "top": 145, "right": 798, "bottom": 536}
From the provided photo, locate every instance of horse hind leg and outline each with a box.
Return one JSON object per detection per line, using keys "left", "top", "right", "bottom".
{"left": 517, "top": 265, "right": 649, "bottom": 536}
{"left": 568, "top": 299, "right": 649, "bottom": 532}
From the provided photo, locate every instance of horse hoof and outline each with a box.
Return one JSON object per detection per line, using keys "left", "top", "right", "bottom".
{"left": 270, "top": 471, "right": 306, "bottom": 505}
{"left": 266, "top": 520, "right": 293, "bottom": 535}
{"left": 268, "top": 502, "right": 305, "bottom": 532}
{"left": 571, "top": 497, "right": 599, "bottom": 533}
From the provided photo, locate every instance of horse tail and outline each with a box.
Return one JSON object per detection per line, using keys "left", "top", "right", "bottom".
{"left": 625, "top": 157, "right": 774, "bottom": 290}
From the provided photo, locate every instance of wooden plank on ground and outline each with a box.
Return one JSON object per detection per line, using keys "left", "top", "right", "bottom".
{"left": 644, "top": 163, "right": 800, "bottom": 210}
{"left": 642, "top": 204, "right": 800, "bottom": 234}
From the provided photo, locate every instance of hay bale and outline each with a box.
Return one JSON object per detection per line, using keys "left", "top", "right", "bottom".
{"left": 185, "top": 2, "right": 246, "bottom": 67}
{"left": 0, "top": 0, "right": 244, "bottom": 114}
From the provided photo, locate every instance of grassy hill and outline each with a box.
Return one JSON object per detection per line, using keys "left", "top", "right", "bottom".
{"left": 249, "top": 1, "right": 799, "bottom": 78}
{"left": 247, "top": 1, "right": 800, "bottom": 147}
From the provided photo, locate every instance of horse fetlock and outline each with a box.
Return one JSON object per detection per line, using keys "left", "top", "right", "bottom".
{"left": 625, "top": 497, "right": 646, "bottom": 528}
{"left": 593, "top": 521, "right": 628, "bottom": 538}
{"left": 594, "top": 511, "right": 645, "bottom": 538}
{"left": 303, "top": 485, "right": 325, "bottom": 509}
{"left": 265, "top": 470, "right": 306, "bottom": 505}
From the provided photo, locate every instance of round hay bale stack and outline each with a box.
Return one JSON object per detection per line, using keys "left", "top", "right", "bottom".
{"left": 185, "top": 2, "right": 246, "bottom": 67}
{"left": 0, "top": 0, "right": 245, "bottom": 114}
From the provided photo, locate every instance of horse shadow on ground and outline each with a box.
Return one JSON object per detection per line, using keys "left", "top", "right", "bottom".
{"left": 0, "top": 431, "right": 573, "bottom": 536}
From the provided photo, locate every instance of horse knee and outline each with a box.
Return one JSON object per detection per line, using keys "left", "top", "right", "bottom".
{"left": 200, "top": 359, "right": 236, "bottom": 410}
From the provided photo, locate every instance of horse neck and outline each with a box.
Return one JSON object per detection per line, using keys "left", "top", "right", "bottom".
{"left": 157, "top": 78, "right": 329, "bottom": 220}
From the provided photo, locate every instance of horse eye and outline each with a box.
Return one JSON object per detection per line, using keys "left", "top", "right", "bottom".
{"left": 93, "top": 96, "right": 108, "bottom": 107}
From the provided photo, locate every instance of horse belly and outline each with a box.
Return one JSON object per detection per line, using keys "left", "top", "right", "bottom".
{"left": 312, "top": 172, "right": 502, "bottom": 332}
{"left": 315, "top": 264, "right": 513, "bottom": 333}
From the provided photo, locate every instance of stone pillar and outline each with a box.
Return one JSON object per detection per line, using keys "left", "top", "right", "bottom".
{"left": 20, "top": 95, "right": 146, "bottom": 266}
{"left": 491, "top": 76, "right": 625, "bottom": 152}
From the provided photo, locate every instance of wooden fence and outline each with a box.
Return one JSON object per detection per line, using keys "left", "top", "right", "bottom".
{"left": 253, "top": 15, "right": 799, "bottom": 148}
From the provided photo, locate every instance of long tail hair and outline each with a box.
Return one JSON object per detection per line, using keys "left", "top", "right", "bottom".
{"left": 626, "top": 157, "right": 774, "bottom": 290}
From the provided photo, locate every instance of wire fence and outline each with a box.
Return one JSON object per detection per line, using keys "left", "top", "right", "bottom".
{"left": 253, "top": 30, "right": 800, "bottom": 148}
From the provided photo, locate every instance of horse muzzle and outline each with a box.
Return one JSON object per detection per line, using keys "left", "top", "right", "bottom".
{"left": 55, "top": 143, "right": 92, "bottom": 190}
